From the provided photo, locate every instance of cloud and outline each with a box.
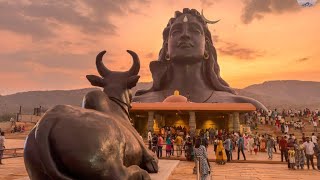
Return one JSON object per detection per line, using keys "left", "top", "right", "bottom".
{"left": 0, "top": 0, "right": 150, "bottom": 39}
{"left": 296, "top": 57, "right": 310, "bottom": 62}
{"left": 0, "top": 51, "right": 95, "bottom": 71}
{"left": 217, "top": 41, "right": 264, "bottom": 60}
{"left": 144, "top": 52, "right": 156, "bottom": 59}
{"left": 212, "top": 35, "right": 219, "bottom": 43}
{"left": 210, "top": 35, "right": 263, "bottom": 60}
{"left": 200, "top": 0, "right": 221, "bottom": 7}
{"left": 241, "top": 0, "right": 300, "bottom": 24}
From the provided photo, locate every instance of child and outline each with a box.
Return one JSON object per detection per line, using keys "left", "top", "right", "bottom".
{"left": 295, "top": 140, "right": 305, "bottom": 170}
{"left": 288, "top": 146, "right": 296, "bottom": 170}
{"left": 253, "top": 142, "right": 258, "bottom": 155}
{"left": 165, "top": 136, "right": 172, "bottom": 157}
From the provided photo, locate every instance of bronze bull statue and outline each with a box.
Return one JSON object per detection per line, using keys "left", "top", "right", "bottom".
{"left": 24, "top": 50, "right": 158, "bottom": 180}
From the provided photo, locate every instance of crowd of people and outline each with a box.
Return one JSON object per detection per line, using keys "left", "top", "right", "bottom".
{"left": 244, "top": 108, "right": 319, "bottom": 133}
{"left": 147, "top": 124, "right": 320, "bottom": 173}
{"left": 10, "top": 125, "right": 25, "bottom": 133}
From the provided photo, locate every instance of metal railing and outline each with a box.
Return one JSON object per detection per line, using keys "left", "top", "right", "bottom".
{"left": 2, "top": 148, "right": 24, "bottom": 159}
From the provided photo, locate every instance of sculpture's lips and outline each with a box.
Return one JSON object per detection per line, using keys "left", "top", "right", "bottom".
{"left": 177, "top": 42, "right": 194, "bottom": 48}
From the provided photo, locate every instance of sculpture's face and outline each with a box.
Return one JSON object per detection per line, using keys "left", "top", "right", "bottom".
{"left": 168, "top": 14, "right": 206, "bottom": 63}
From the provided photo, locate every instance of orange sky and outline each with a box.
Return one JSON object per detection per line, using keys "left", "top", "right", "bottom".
{"left": 0, "top": 0, "right": 319, "bottom": 95}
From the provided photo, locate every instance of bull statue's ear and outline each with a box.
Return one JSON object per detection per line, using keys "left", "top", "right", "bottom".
{"left": 86, "top": 75, "right": 104, "bottom": 87}
{"left": 127, "top": 75, "right": 140, "bottom": 89}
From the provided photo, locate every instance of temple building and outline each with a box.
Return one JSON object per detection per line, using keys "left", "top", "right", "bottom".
{"left": 130, "top": 91, "right": 255, "bottom": 137}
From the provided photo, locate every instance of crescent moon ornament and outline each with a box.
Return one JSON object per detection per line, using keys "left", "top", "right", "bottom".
{"left": 201, "top": 9, "right": 220, "bottom": 24}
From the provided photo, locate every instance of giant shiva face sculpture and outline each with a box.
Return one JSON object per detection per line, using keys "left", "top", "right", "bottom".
{"left": 167, "top": 14, "right": 206, "bottom": 64}
{"left": 133, "top": 8, "right": 267, "bottom": 111}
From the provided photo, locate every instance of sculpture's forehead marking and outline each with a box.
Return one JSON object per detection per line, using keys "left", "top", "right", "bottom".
{"left": 173, "top": 14, "right": 200, "bottom": 26}
{"left": 183, "top": 15, "right": 188, "bottom": 23}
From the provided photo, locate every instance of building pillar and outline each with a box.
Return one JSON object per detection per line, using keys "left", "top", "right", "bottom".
{"left": 189, "top": 111, "right": 196, "bottom": 138}
{"left": 228, "top": 113, "right": 234, "bottom": 132}
{"left": 147, "top": 111, "right": 154, "bottom": 132}
{"left": 154, "top": 114, "right": 161, "bottom": 133}
{"left": 233, "top": 112, "right": 240, "bottom": 132}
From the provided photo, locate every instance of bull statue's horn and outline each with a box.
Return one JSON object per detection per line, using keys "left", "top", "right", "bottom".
{"left": 201, "top": 9, "right": 220, "bottom": 24}
{"left": 126, "top": 50, "right": 140, "bottom": 76}
{"left": 96, "top": 50, "right": 111, "bottom": 77}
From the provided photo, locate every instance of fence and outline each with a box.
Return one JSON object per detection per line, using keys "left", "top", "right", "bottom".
{"left": 2, "top": 148, "right": 24, "bottom": 159}
{"left": 18, "top": 114, "right": 41, "bottom": 123}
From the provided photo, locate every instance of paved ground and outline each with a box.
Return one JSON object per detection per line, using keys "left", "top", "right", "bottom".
{"left": 150, "top": 160, "right": 179, "bottom": 180}
{"left": 1, "top": 138, "right": 319, "bottom": 180}
{"left": 2, "top": 158, "right": 319, "bottom": 180}
{"left": 158, "top": 145, "right": 292, "bottom": 163}
{"left": 0, "top": 158, "right": 28, "bottom": 180}
{"left": 5, "top": 139, "right": 25, "bottom": 148}
{"left": 169, "top": 161, "right": 320, "bottom": 180}
{"left": 0, "top": 158, "right": 179, "bottom": 180}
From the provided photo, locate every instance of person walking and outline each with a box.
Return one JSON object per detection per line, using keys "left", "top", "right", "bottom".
{"left": 151, "top": 134, "right": 158, "bottom": 153}
{"left": 216, "top": 140, "right": 227, "bottom": 165}
{"left": 223, "top": 136, "right": 231, "bottom": 162}
{"left": 313, "top": 119, "right": 318, "bottom": 132}
{"left": 147, "top": 130, "right": 152, "bottom": 150}
{"left": 165, "top": 136, "right": 172, "bottom": 157}
{"left": 311, "top": 133, "right": 318, "bottom": 145}
{"left": 288, "top": 146, "right": 296, "bottom": 169}
{"left": 295, "top": 140, "right": 305, "bottom": 169}
{"left": 266, "top": 136, "right": 274, "bottom": 160}
{"left": 0, "top": 132, "right": 5, "bottom": 165}
{"left": 316, "top": 144, "right": 320, "bottom": 170}
{"left": 213, "top": 137, "right": 218, "bottom": 153}
{"left": 303, "top": 137, "right": 316, "bottom": 170}
{"left": 184, "top": 137, "right": 193, "bottom": 161}
{"left": 237, "top": 135, "right": 246, "bottom": 160}
{"left": 194, "top": 138, "right": 211, "bottom": 180}
{"left": 157, "top": 134, "right": 164, "bottom": 158}
{"left": 175, "top": 135, "right": 183, "bottom": 157}
{"left": 279, "top": 136, "right": 288, "bottom": 162}
{"left": 248, "top": 135, "right": 254, "bottom": 155}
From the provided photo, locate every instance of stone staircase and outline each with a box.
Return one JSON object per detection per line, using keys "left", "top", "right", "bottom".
{"left": 254, "top": 116, "right": 317, "bottom": 139}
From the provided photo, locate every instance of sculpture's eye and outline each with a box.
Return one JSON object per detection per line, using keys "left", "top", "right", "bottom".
{"left": 170, "top": 24, "right": 183, "bottom": 37}
{"left": 171, "top": 28, "right": 181, "bottom": 36}
{"left": 190, "top": 27, "right": 201, "bottom": 34}
{"left": 189, "top": 24, "right": 202, "bottom": 35}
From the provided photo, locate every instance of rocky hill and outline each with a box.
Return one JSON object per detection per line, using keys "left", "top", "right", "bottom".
{"left": 238, "top": 80, "right": 320, "bottom": 109}
{"left": 0, "top": 80, "right": 319, "bottom": 115}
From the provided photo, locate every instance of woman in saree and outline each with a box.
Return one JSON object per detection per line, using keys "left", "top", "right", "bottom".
{"left": 215, "top": 140, "right": 227, "bottom": 165}
{"left": 184, "top": 137, "right": 193, "bottom": 161}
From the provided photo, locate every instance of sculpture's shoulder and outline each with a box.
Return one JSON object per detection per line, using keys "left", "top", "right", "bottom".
{"left": 233, "top": 95, "right": 268, "bottom": 111}
{"left": 208, "top": 91, "right": 268, "bottom": 111}
{"left": 132, "top": 91, "right": 165, "bottom": 103}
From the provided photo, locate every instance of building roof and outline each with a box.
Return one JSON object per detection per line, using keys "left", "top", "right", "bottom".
{"left": 163, "top": 94, "right": 188, "bottom": 103}
{"left": 131, "top": 102, "right": 256, "bottom": 112}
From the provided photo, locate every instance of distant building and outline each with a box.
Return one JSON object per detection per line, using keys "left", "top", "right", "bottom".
{"left": 130, "top": 91, "right": 255, "bottom": 137}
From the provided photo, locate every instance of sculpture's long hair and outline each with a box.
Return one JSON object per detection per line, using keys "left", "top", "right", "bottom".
{"left": 135, "top": 8, "right": 236, "bottom": 96}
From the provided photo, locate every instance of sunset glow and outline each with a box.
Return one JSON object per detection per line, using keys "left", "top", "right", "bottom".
{"left": 0, "top": 0, "right": 319, "bottom": 95}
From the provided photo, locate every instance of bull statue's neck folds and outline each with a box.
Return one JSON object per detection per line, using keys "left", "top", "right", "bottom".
{"left": 166, "top": 60, "right": 211, "bottom": 98}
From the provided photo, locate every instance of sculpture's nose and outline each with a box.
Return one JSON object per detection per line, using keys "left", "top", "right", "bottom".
{"left": 181, "top": 24, "right": 190, "bottom": 40}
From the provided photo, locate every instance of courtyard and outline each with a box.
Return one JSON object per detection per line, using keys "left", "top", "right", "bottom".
{"left": 1, "top": 138, "right": 319, "bottom": 180}
{"left": 1, "top": 157, "right": 319, "bottom": 180}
